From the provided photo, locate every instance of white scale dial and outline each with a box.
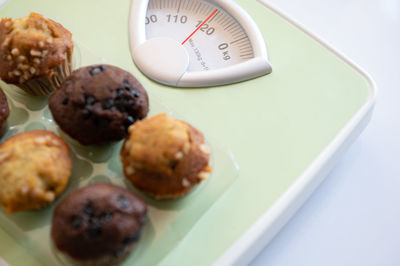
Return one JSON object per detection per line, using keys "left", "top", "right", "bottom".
{"left": 129, "top": 0, "right": 272, "bottom": 87}
{"left": 145, "top": 0, "right": 254, "bottom": 71}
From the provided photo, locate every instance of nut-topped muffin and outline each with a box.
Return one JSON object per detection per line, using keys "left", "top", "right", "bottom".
{"left": 49, "top": 64, "right": 149, "bottom": 145}
{"left": 0, "top": 88, "right": 9, "bottom": 138}
{"left": 51, "top": 183, "right": 147, "bottom": 266}
{"left": 0, "top": 130, "right": 71, "bottom": 213}
{"left": 121, "top": 113, "right": 212, "bottom": 199}
{"left": 0, "top": 12, "right": 73, "bottom": 95}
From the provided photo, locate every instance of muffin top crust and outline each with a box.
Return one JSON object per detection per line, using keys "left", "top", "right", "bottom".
{"left": 0, "top": 130, "right": 71, "bottom": 213}
{"left": 121, "top": 113, "right": 212, "bottom": 199}
{"left": 51, "top": 183, "right": 147, "bottom": 261}
{"left": 49, "top": 64, "right": 149, "bottom": 145}
{"left": 0, "top": 12, "right": 73, "bottom": 84}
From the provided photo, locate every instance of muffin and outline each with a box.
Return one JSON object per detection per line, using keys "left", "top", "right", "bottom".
{"left": 0, "top": 88, "right": 9, "bottom": 138}
{"left": 49, "top": 64, "right": 149, "bottom": 145}
{"left": 0, "top": 130, "right": 71, "bottom": 213}
{"left": 51, "top": 183, "right": 147, "bottom": 266}
{"left": 120, "top": 113, "right": 212, "bottom": 199}
{"left": 0, "top": 12, "right": 73, "bottom": 96}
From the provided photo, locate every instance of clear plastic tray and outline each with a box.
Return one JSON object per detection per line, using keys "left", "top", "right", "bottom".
{"left": 0, "top": 43, "right": 239, "bottom": 265}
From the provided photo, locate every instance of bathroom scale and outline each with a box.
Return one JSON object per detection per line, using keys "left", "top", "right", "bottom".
{"left": 0, "top": 0, "right": 376, "bottom": 265}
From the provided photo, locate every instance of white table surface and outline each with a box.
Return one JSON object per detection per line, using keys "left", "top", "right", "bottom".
{"left": 250, "top": 1, "right": 400, "bottom": 266}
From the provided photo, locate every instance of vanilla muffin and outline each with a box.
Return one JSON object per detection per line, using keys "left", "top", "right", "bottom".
{"left": 0, "top": 88, "right": 9, "bottom": 138}
{"left": 120, "top": 113, "right": 212, "bottom": 199}
{"left": 51, "top": 183, "right": 147, "bottom": 266}
{"left": 0, "top": 130, "right": 71, "bottom": 213}
{"left": 0, "top": 13, "right": 73, "bottom": 96}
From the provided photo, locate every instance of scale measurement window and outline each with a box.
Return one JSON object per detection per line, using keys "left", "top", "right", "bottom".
{"left": 130, "top": 0, "right": 272, "bottom": 87}
{"left": 145, "top": 0, "right": 254, "bottom": 71}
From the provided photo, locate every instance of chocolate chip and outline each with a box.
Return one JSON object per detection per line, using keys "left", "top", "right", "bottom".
{"left": 123, "top": 81, "right": 131, "bottom": 91}
{"left": 125, "top": 99, "right": 134, "bottom": 106}
{"left": 85, "top": 95, "right": 96, "bottom": 105}
{"left": 113, "top": 248, "right": 124, "bottom": 258}
{"left": 83, "top": 204, "right": 94, "bottom": 216}
{"left": 82, "top": 108, "right": 91, "bottom": 119}
{"left": 116, "top": 89, "right": 124, "bottom": 97}
{"left": 122, "top": 231, "right": 141, "bottom": 244}
{"left": 115, "top": 97, "right": 123, "bottom": 107}
{"left": 124, "top": 116, "right": 135, "bottom": 127}
{"left": 70, "top": 216, "right": 82, "bottom": 229}
{"left": 86, "top": 225, "right": 102, "bottom": 237}
{"left": 95, "top": 117, "right": 110, "bottom": 127}
{"left": 116, "top": 104, "right": 126, "bottom": 112}
{"left": 99, "top": 65, "right": 106, "bottom": 71}
{"left": 100, "top": 212, "right": 112, "bottom": 223}
{"left": 102, "top": 99, "right": 114, "bottom": 110}
{"left": 86, "top": 216, "right": 102, "bottom": 237}
{"left": 62, "top": 98, "right": 69, "bottom": 105}
{"left": 132, "top": 90, "right": 140, "bottom": 98}
{"left": 118, "top": 195, "right": 130, "bottom": 209}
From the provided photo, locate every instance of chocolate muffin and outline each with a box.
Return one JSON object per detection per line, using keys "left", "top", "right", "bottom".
{"left": 49, "top": 64, "right": 149, "bottom": 145}
{"left": 121, "top": 113, "right": 212, "bottom": 199}
{"left": 0, "top": 130, "right": 71, "bottom": 213}
{"left": 0, "top": 13, "right": 73, "bottom": 96}
{"left": 51, "top": 183, "right": 147, "bottom": 266}
{"left": 0, "top": 88, "right": 9, "bottom": 138}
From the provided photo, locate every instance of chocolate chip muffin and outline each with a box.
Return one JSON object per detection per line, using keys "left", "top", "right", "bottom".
{"left": 51, "top": 183, "right": 147, "bottom": 266}
{"left": 0, "top": 130, "right": 71, "bottom": 213}
{"left": 121, "top": 113, "right": 212, "bottom": 199}
{"left": 49, "top": 64, "right": 149, "bottom": 145}
{"left": 0, "top": 13, "right": 73, "bottom": 95}
{"left": 0, "top": 88, "right": 9, "bottom": 138}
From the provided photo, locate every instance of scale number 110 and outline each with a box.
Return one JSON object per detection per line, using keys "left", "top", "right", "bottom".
{"left": 167, "top": 14, "right": 188, "bottom": 23}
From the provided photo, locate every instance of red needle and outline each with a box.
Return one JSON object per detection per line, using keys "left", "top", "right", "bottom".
{"left": 181, "top": 9, "right": 218, "bottom": 45}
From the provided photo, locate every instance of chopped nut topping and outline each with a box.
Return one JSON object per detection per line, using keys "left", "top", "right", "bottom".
{"left": 29, "top": 67, "right": 36, "bottom": 75}
{"left": 17, "top": 55, "right": 26, "bottom": 62}
{"left": 23, "top": 71, "right": 30, "bottom": 80}
{"left": 0, "top": 152, "right": 9, "bottom": 163}
{"left": 18, "top": 64, "right": 29, "bottom": 71}
{"left": 13, "top": 70, "right": 21, "bottom": 76}
{"left": 33, "top": 58, "right": 41, "bottom": 65}
{"left": 11, "top": 48, "right": 19, "bottom": 56}
{"left": 199, "top": 144, "right": 210, "bottom": 154}
{"left": 198, "top": 172, "right": 209, "bottom": 180}
{"left": 46, "top": 38, "right": 53, "bottom": 44}
{"left": 125, "top": 165, "right": 135, "bottom": 175}
{"left": 20, "top": 186, "right": 29, "bottom": 195}
{"left": 128, "top": 124, "right": 136, "bottom": 133}
{"left": 4, "top": 21, "right": 11, "bottom": 28}
{"left": 175, "top": 151, "right": 183, "bottom": 159}
{"left": 183, "top": 142, "right": 190, "bottom": 154}
{"left": 6, "top": 55, "right": 12, "bottom": 61}
{"left": 39, "top": 41, "right": 44, "bottom": 48}
{"left": 2, "top": 37, "right": 10, "bottom": 48}
{"left": 182, "top": 178, "right": 190, "bottom": 187}
{"left": 45, "top": 192, "right": 55, "bottom": 202}
{"left": 30, "top": 50, "right": 42, "bottom": 57}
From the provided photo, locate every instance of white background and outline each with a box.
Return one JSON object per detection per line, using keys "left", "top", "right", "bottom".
{"left": 251, "top": 0, "right": 400, "bottom": 266}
